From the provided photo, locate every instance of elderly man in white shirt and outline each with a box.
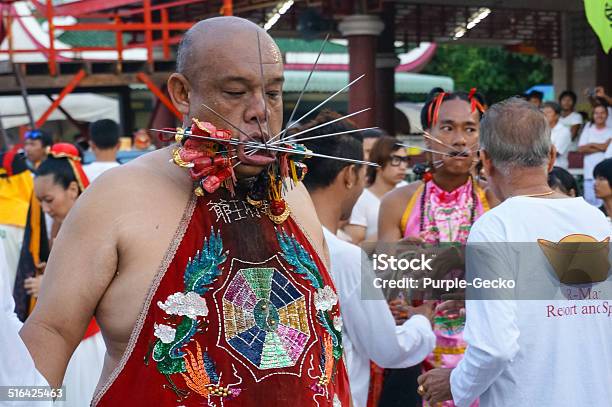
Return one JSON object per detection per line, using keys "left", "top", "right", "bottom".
{"left": 417, "top": 98, "right": 612, "bottom": 406}
{"left": 296, "top": 111, "right": 436, "bottom": 407}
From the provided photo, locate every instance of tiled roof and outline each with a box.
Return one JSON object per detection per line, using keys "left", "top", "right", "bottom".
{"left": 56, "top": 31, "right": 344, "bottom": 53}
{"left": 274, "top": 38, "right": 347, "bottom": 53}
{"left": 57, "top": 31, "right": 128, "bottom": 47}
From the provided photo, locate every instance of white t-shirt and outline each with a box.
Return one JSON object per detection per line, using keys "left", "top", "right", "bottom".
{"left": 558, "top": 111, "right": 583, "bottom": 128}
{"left": 322, "top": 227, "right": 435, "bottom": 407}
{"left": 349, "top": 189, "right": 381, "bottom": 241}
{"left": 450, "top": 196, "right": 612, "bottom": 407}
{"left": 550, "top": 122, "right": 572, "bottom": 169}
{"left": 605, "top": 140, "right": 612, "bottom": 159}
{"left": 578, "top": 124, "right": 612, "bottom": 179}
{"left": 83, "top": 161, "right": 120, "bottom": 182}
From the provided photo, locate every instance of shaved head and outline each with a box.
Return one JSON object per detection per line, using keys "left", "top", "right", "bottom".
{"left": 168, "top": 16, "right": 285, "bottom": 178}
{"left": 176, "top": 17, "right": 281, "bottom": 83}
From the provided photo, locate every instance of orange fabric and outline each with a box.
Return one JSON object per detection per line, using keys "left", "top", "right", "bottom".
{"left": 50, "top": 143, "right": 90, "bottom": 192}
{"left": 366, "top": 362, "right": 385, "bottom": 407}
{"left": 27, "top": 193, "right": 42, "bottom": 315}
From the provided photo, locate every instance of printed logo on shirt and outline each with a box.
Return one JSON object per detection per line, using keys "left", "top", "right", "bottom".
{"left": 538, "top": 234, "right": 610, "bottom": 284}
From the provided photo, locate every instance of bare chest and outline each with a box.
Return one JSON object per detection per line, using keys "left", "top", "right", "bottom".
{"left": 94, "top": 193, "right": 191, "bottom": 377}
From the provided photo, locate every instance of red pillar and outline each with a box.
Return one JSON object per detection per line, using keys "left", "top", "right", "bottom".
{"left": 376, "top": 3, "right": 399, "bottom": 135}
{"left": 339, "top": 15, "right": 384, "bottom": 128}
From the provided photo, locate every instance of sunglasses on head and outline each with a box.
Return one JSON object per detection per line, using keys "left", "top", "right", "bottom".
{"left": 25, "top": 130, "right": 43, "bottom": 140}
{"left": 389, "top": 155, "right": 410, "bottom": 166}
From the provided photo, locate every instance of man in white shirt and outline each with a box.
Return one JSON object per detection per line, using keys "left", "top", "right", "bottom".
{"left": 543, "top": 102, "right": 572, "bottom": 169}
{"left": 558, "top": 90, "right": 583, "bottom": 143}
{"left": 417, "top": 97, "right": 612, "bottom": 406}
{"left": 298, "top": 111, "right": 436, "bottom": 407}
{"left": 578, "top": 104, "right": 611, "bottom": 206}
{"left": 83, "top": 119, "right": 121, "bottom": 182}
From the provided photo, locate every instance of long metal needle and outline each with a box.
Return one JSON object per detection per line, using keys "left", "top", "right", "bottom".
{"left": 397, "top": 143, "right": 455, "bottom": 157}
{"left": 287, "top": 126, "right": 378, "bottom": 144}
{"left": 267, "top": 74, "right": 366, "bottom": 144}
{"left": 201, "top": 104, "right": 252, "bottom": 140}
{"left": 256, "top": 31, "right": 272, "bottom": 148}
{"left": 277, "top": 33, "right": 329, "bottom": 142}
{"left": 281, "top": 108, "right": 371, "bottom": 142}
{"left": 153, "top": 129, "right": 379, "bottom": 167}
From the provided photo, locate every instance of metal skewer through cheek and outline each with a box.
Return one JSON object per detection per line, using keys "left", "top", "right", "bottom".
{"left": 244, "top": 107, "right": 371, "bottom": 157}
{"left": 151, "top": 129, "right": 379, "bottom": 168}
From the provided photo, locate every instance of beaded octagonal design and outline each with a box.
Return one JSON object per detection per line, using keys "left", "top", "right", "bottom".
{"left": 221, "top": 267, "right": 311, "bottom": 371}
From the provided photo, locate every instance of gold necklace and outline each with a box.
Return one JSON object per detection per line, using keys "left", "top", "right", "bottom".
{"left": 517, "top": 190, "right": 555, "bottom": 198}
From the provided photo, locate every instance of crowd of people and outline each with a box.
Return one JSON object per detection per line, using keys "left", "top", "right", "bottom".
{"left": 0, "top": 119, "right": 156, "bottom": 406}
{"left": 0, "top": 15, "right": 611, "bottom": 407}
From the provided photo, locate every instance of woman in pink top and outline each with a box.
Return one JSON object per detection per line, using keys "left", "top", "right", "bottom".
{"left": 379, "top": 87, "right": 498, "bottom": 407}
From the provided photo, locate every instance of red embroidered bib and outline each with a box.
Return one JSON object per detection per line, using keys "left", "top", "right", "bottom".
{"left": 93, "top": 189, "right": 350, "bottom": 407}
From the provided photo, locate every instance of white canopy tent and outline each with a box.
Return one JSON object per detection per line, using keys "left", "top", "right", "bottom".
{"left": 0, "top": 93, "right": 119, "bottom": 129}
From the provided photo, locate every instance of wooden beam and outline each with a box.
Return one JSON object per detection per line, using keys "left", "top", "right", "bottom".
{"left": 118, "top": 0, "right": 203, "bottom": 17}
{"left": 55, "top": 22, "right": 194, "bottom": 31}
{"left": 35, "top": 69, "right": 86, "bottom": 128}
{"left": 136, "top": 72, "right": 182, "bottom": 120}
{"left": 52, "top": 0, "right": 140, "bottom": 17}
{"left": 161, "top": 9, "right": 170, "bottom": 60}
{"left": 46, "top": 0, "right": 57, "bottom": 76}
{"left": 143, "top": 0, "right": 153, "bottom": 68}
{"left": 222, "top": 0, "right": 233, "bottom": 16}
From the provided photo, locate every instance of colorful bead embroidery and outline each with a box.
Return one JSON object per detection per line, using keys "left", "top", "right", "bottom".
{"left": 158, "top": 291, "right": 209, "bottom": 319}
{"left": 333, "top": 316, "right": 343, "bottom": 332}
{"left": 222, "top": 267, "right": 311, "bottom": 370}
{"left": 154, "top": 323, "right": 177, "bottom": 344}
{"left": 276, "top": 229, "right": 343, "bottom": 360}
{"left": 180, "top": 341, "right": 242, "bottom": 402}
{"left": 148, "top": 228, "right": 239, "bottom": 401}
{"left": 314, "top": 286, "right": 338, "bottom": 312}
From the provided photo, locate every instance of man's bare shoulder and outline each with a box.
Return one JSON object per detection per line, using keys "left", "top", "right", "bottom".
{"left": 84, "top": 148, "right": 191, "bottom": 207}
{"left": 285, "top": 182, "right": 329, "bottom": 267}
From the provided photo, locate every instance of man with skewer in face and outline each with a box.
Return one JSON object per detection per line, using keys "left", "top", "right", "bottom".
{"left": 18, "top": 17, "right": 354, "bottom": 406}
{"left": 378, "top": 88, "right": 499, "bottom": 407}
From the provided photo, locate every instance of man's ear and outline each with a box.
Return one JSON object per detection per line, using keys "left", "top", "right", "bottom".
{"left": 167, "top": 73, "right": 191, "bottom": 116}
{"left": 480, "top": 149, "right": 494, "bottom": 178}
{"left": 341, "top": 165, "right": 356, "bottom": 189}
{"left": 547, "top": 145, "right": 557, "bottom": 172}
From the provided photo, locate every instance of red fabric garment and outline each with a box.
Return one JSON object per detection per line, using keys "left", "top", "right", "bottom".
{"left": 93, "top": 188, "right": 350, "bottom": 406}
{"left": 366, "top": 362, "right": 384, "bottom": 407}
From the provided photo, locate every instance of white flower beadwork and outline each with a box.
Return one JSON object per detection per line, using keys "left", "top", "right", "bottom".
{"left": 333, "top": 394, "right": 342, "bottom": 407}
{"left": 157, "top": 291, "right": 209, "bottom": 319}
{"left": 333, "top": 315, "right": 343, "bottom": 331}
{"left": 153, "top": 323, "right": 176, "bottom": 344}
{"left": 314, "top": 286, "right": 338, "bottom": 312}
